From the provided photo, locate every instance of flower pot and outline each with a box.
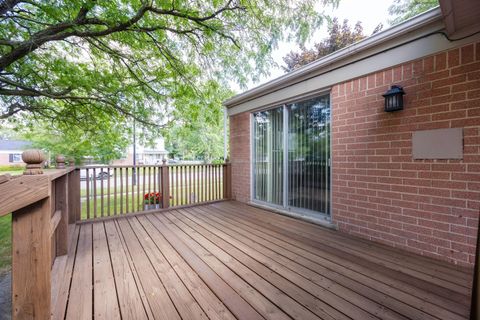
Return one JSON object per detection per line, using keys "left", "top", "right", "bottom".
{"left": 144, "top": 203, "right": 162, "bottom": 210}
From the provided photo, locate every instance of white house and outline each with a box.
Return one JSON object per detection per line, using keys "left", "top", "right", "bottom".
{"left": 112, "top": 137, "right": 169, "bottom": 166}
{"left": 0, "top": 140, "right": 31, "bottom": 166}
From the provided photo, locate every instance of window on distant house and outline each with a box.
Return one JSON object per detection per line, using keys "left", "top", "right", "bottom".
{"left": 9, "top": 153, "right": 22, "bottom": 163}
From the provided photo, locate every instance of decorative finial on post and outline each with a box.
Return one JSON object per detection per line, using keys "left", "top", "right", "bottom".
{"left": 68, "top": 157, "right": 75, "bottom": 167}
{"left": 22, "top": 149, "right": 46, "bottom": 175}
{"left": 162, "top": 158, "right": 167, "bottom": 165}
{"left": 56, "top": 154, "right": 66, "bottom": 169}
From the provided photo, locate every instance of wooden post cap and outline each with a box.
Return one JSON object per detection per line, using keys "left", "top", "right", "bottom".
{"left": 56, "top": 155, "right": 66, "bottom": 169}
{"left": 22, "top": 149, "right": 46, "bottom": 175}
{"left": 162, "top": 158, "right": 167, "bottom": 164}
{"left": 68, "top": 157, "right": 75, "bottom": 167}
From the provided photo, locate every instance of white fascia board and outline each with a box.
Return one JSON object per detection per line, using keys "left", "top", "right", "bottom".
{"left": 228, "top": 27, "right": 480, "bottom": 116}
{"left": 225, "top": 8, "right": 454, "bottom": 115}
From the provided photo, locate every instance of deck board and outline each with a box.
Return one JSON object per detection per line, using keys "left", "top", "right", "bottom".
{"left": 104, "top": 220, "right": 148, "bottom": 319}
{"left": 183, "top": 206, "right": 408, "bottom": 320}
{"left": 207, "top": 203, "right": 471, "bottom": 314}
{"left": 65, "top": 224, "right": 92, "bottom": 320}
{"left": 93, "top": 222, "right": 121, "bottom": 320}
{"left": 213, "top": 202, "right": 471, "bottom": 307}
{"left": 135, "top": 215, "right": 237, "bottom": 320}
{"left": 55, "top": 201, "right": 473, "bottom": 320}
{"left": 222, "top": 202, "right": 472, "bottom": 291}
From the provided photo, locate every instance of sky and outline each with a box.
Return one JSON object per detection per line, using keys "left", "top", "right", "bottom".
{"left": 248, "top": 0, "right": 395, "bottom": 90}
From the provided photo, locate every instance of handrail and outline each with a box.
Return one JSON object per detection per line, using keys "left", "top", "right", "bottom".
{"left": 0, "top": 175, "right": 50, "bottom": 217}
{"left": 0, "top": 168, "right": 76, "bottom": 217}
{"left": 77, "top": 163, "right": 225, "bottom": 168}
{"left": 78, "top": 162, "right": 231, "bottom": 221}
{"left": 1, "top": 150, "right": 81, "bottom": 320}
{"left": 1, "top": 151, "right": 232, "bottom": 319}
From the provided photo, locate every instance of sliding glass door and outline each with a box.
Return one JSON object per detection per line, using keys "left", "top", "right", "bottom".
{"left": 287, "top": 96, "right": 330, "bottom": 214}
{"left": 252, "top": 94, "right": 331, "bottom": 217}
{"left": 252, "top": 106, "right": 284, "bottom": 205}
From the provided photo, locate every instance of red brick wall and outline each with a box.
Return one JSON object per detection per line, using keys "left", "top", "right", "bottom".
{"left": 228, "top": 41, "right": 480, "bottom": 266}
{"left": 229, "top": 112, "right": 251, "bottom": 202}
{"left": 331, "top": 41, "right": 480, "bottom": 266}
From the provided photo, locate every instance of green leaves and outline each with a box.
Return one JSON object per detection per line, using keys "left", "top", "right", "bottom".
{"left": 164, "top": 82, "right": 232, "bottom": 162}
{"left": 21, "top": 118, "right": 130, "bottom": 164}
{"left": 388, "top": 0, "right": 439, "bottom": 25}
{"left": 0, "top": 0, "right": 336, "bottom": 159}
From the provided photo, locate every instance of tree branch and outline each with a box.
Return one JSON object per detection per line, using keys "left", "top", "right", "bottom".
{"left": 0, "top": 0, "right": 23, "bottom": 16}
{"left": 0, "top": 1, "right": 245, "bottom": 70}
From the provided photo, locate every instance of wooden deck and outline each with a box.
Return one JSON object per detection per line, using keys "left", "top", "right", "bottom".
{"left": 53, "top": 201, "right": 473, "bottom": 320}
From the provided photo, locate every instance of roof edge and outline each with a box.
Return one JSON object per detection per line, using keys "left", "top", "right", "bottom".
{"left": 224, "top": 7, "right": 443, "bottom": 108}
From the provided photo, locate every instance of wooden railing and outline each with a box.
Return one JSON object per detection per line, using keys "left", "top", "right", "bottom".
{"left": 0, "top": 150, "right": 232, "bottom": 319}
{"left": 79, "top": 163, "right": 231, "bottom": 221}
{"left": 0, "top": 152, "right": 80, "bottom": 319}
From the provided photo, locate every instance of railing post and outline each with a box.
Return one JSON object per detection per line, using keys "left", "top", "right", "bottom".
{"left": 470, "top": 220, "right": 480, "bottom": 320}
{"left": 55, "top": 154, "right": 65, "bottom": 169}
{"left": 161, "top": 160, "right": 170, "bottom": 209}
{"left": 55, "top": 173, "right": 68, "bottom": 256}
{"left": 223, "top": 159, "right": 232, "bottom": 200}
{"left": 12, "top": 150, "right": 51, "bottom": 319}
{"left": 12, "top": 199, "right": 52, "bottom": 319}
{"left": 68, "top": 168, "right": 81, "bottom": 223}
{"left": 22, "top": 149, "right": 45, "bottom": 175}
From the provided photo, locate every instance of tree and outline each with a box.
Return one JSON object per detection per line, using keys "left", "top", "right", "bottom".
{"left": 0, "top": 0, "right": 339, "bottom": 153}
{"left": 283, "top": 18, "right": 365, "bottom": 72}
{"left": 388, "top": 0, "right": 439, "bottom": 25}
{"left": 21, "top": 120, "right": 130, "bottom": 164}
{"left": 164, "top": 82, "right": 231, "bottom": 163}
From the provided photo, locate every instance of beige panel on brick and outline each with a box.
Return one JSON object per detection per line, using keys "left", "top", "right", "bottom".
{"left": 330, "top": 40, "right": 480, "bottom": 266}
{"left": 412, "top": 128, "right": 463, "bottom": 159}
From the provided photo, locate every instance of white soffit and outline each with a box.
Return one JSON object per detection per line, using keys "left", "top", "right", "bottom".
{"left": 225, "top": 7, "right": 480, "bottom": 116}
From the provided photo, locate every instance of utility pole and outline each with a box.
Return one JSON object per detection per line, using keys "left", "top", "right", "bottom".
{"left": 133, "top": 117, "right": 137, "bottom": 185}
{"left": 223, "top": 107, "right": 228, "bottom": 160}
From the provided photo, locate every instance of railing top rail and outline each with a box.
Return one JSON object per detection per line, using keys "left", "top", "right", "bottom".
{"left": 77, "top": 163, "right": 229, "bottom": 169}
{"left": 0, "top": 175, "right": 49, "bottom": 217}
{"left": 0, "top": 168, "right": 74, "bottom": 217}
{"left": 43, "top": 167, "right": 76, "bottom": 180}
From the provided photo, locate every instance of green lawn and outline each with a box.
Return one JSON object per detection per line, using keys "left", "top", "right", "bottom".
{"left": 0, "top": 214, "right": 11, "bottom": 274}
{"left": 80, "top": 179, "right": 224, "bottom": 220}
{"left": 0, "top": 167, "right": 222, "bottom": 270}
{"left": 0, "top": 169, "right": 21, "bottom": 274}
{"left": 0, "top": 170, "right": 23, "bottom": 176}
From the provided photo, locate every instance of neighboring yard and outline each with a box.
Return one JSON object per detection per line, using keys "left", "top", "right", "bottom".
{"left": 0, "top": 214, "right": 11, "bottom": 274}
{"left": 0, "top": 167, "right": 21, "bottom": 274}
{"left": 0, "top": 167, "right": 223, "bottom": 266}
{"left": 80, "top": 174, "right": 224, "bottom": 219}
{"left": 0, "top": 166, "right": 23, "bottom": 177}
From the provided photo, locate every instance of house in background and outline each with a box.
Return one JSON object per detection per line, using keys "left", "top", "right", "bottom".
{"left": 0, "top": 139, "right": 31, "bottom": 166}
{"left": 225, "top": 3, "right": 480, "bottom": 267}
{"left": 112, "top": 137, "right": 168, "bottom": 166}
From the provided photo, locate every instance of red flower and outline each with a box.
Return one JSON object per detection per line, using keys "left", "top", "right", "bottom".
{"left": 144, "top": 192, "right": 163, "bottom": 204}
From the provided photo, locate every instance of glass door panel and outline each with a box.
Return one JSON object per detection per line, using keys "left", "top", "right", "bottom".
{"left": 287, "top": 96, "right": 330, "bottom": 215}
{"left": 252, "top": 94, "right": 331, "bottom": 217}
{"left": 252, "top": 107, "right": 284, "bottom": 205}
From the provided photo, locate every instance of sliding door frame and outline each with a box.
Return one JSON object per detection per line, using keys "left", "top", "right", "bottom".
{"left": 249, "top": 91, "right": 333, "bottom": 221}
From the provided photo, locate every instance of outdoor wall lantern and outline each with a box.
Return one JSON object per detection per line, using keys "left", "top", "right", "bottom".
{"left": 382, "top": 85, "right": 405, "bottom": 112}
